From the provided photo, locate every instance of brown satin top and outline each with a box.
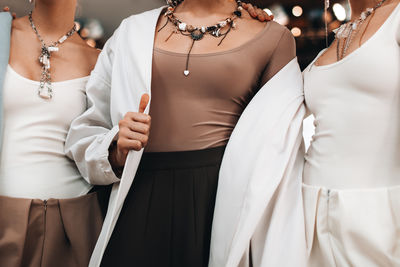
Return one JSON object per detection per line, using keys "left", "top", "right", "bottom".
{"left": 146, "top": 22, "right": 295, "bottom": 152}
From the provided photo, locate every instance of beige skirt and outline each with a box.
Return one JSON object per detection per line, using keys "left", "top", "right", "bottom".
{"left": 303, "top": 184, "right": 400, "bottom": 267}
{"left": 0, "top": 188, "right": 109, "bottom": 267}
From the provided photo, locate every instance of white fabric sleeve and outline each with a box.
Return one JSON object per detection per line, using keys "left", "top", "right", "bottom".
{"left": 397, "top": 19, "right": 400, "bottom": 45}
{"left": 65, "top": 27, "right": 121, "bottom": 185}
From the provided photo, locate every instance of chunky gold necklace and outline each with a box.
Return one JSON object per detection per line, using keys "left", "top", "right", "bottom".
{"left": 159, "top": 0, "right": 243, "bottom": 76}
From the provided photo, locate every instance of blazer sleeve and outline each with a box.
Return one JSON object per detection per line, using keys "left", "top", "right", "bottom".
{"left": 65, "top": 26, "right": 121, "bottom": 186}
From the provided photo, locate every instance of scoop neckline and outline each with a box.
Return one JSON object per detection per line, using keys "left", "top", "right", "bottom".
{"left": 7, "top": 64, "right": 90, "bottom": 86}
{"left": 153, "top": 21, "right": 271, "bottom": 57}
{"left": 310, "top": 2, "right": 400, "bottom": 70}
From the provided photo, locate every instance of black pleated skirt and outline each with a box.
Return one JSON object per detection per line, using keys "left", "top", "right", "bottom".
{"left": 101, "top": 146, "right": 225, "bottom": 267}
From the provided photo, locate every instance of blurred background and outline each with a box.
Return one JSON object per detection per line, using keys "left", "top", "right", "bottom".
{"left": 1, "top": 0, "right": 351, "bottom": 70}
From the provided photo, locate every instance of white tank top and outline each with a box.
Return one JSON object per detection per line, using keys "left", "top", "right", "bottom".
{"left": 0, "top": 65, "right": 92, "bottom": 199}
{"left": 303, "top": 4, "right": 400, "bottom": 189}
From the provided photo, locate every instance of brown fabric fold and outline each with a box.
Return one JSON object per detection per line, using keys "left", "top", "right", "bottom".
{"left": 0, "top": 191, "right": 107, "bottom": 267}
{"left": 0, "top": 196, "right": 32, "bottom": 267}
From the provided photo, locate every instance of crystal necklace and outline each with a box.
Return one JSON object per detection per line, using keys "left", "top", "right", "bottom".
{"left": 159, "top": 0, "right": 243, "bottom": 76}
{"left": 28, "top": 12, "right": 77, "bottom": 99}
{"left": 334, "top": 0, "right": 387, "bottom": 60}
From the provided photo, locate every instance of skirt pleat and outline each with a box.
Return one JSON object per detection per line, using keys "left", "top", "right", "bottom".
{"left": 101, "top": 146, "right": 225, "bottom": 267}
{"left": 0, "top": 187, "right": 109, "bottom": 267}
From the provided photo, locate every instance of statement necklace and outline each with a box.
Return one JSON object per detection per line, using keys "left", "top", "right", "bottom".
{"left": 29, "top": 12, "right": 77, "bottom": 99}
{"left": 334, "top": 0, "right": 387, "bottom": 61}
{"left": 159, "top": 0, "right": 244, "bottom": 76}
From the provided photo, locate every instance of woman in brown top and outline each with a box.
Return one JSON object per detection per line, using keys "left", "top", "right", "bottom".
{"left": 99, "top": 1, "right": 295, "bottom": 266}
{"left": 65, "top": 1, "right": 296, "bottom": 266}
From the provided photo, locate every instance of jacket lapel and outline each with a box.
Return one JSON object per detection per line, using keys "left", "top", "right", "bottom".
{"left": 110, "top": 5, "right": 165, "bottom": 237}
{"left": 209, "top": 59, "right": 307, "bottom": 267}
{"left": 89, "top": 7, "right": 165, "bottom": 267}
{"left": 0, "top": 12, "right": 12, "bottom": 153}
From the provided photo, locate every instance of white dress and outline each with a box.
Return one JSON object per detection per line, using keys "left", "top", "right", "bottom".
{"left": 303, "top": 4, "right": 400, "bottom": 266}
{"left": 0, "top": 65, "right": 92, "bottom": 200}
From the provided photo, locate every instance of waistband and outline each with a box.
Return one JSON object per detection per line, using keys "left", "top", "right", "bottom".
{"left": 139, "top": 146, "right": 226, "bottom": 170}
{"left": 0, "top": 186, "right": 112, "bottom": 206}
{"left": 0, "top": 189, "right": 105, "bottom": 206}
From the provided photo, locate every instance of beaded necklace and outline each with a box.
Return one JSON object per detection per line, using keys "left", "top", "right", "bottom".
{"left": 159, "top": 0, "right": 243, "bottom": 76}
{"left": 334, "top": 0, "right": 387, "bottom": 60}
{"left": 29, "top": 12, "right": 77, "bottom": 99}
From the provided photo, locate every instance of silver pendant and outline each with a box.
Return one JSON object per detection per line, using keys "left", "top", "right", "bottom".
{"left": 212, "top": 28, "right": 221, "bottom": 37}
{"left": 39, "top": 47, "right": 51, "bottom": 70}
{"left": 38, "top": 82, "right": 53, "bottom": 99}
{"left": 183, "top": 70, "right": 190, "bottom": 76}
{"left": 39, "top": 54, "right": 51, "bottom": 70}
{"left": 37, "top": 45, "right": 58, "bottom": 100}
{"left": 333, "top": 23, "right": 351, "bottom": 39}
{"left": 190, "top": 30, "right": 204, "bottom": 41}
{"left": 48, "top": 46, "right": 59, "bottom": 53}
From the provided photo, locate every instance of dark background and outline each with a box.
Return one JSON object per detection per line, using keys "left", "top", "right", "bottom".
{"left": 1, "top": 0, "right": 349, "bottom": 69}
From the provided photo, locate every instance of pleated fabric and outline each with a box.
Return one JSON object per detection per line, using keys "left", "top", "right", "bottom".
{"left": 0, "top": 188, "right": 109, "bottom": 267}
{"left": 303, "top": 184, "right": 400, "bottom": 267}
{"left": 101, "top": 146, "right": 225, "bottom": 267}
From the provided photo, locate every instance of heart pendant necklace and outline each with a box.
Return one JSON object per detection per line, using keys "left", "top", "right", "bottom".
{"left": 159, "top": 0, "right": 243, "bottom": 77}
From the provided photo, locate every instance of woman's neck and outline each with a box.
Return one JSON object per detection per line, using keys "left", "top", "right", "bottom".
{"left": 349, "top": 0, "right": 393, "bottom": 18}
{"left": 30, "top": 0, "right": 76, "bottom": 38}
{"left": 177, "top": 0, "right": 235, "bottom": 16}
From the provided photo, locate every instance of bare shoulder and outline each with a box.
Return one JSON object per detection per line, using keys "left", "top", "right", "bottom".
{"left": 11, "top": 16, "right": 28, "bottom": 32}
{"left": 82, "top": 44, "right": 101, "bottom": 66}
{"left": 73, "top": 39, "right": 101, "bottom": 70}
{"left": 239, "top": 12, "right": 293, "bottom": 45}
{"left": 239, "top": 10, "right": 268, "bottom": 34}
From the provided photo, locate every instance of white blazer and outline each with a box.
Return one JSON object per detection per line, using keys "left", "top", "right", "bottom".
{"left": 65, "top": 6, "right": 307, "bottom": 267}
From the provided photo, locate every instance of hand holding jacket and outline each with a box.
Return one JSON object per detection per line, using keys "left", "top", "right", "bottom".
{"left": 109, "top": 94, "right": 151, "bottom": 170}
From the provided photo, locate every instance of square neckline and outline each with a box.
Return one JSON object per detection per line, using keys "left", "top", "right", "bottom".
{"left": 7, "top": 64, "right": 89, "bottom": 86}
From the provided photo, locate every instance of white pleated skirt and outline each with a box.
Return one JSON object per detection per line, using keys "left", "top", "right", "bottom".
{"left": 303, "top": 184, "right": 400, "bottom": 267}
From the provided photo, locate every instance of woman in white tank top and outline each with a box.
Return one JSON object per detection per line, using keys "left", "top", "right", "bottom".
{"left": 0, "top": 0, "right": 153, "bottom": 266}
{"left": 303, "top": 0, "right": 400, "bottom": 266}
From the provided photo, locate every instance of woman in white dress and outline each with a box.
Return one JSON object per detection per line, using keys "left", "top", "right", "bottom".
{"left": 303, "top": 0, "right": 400, "bottom": 266}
